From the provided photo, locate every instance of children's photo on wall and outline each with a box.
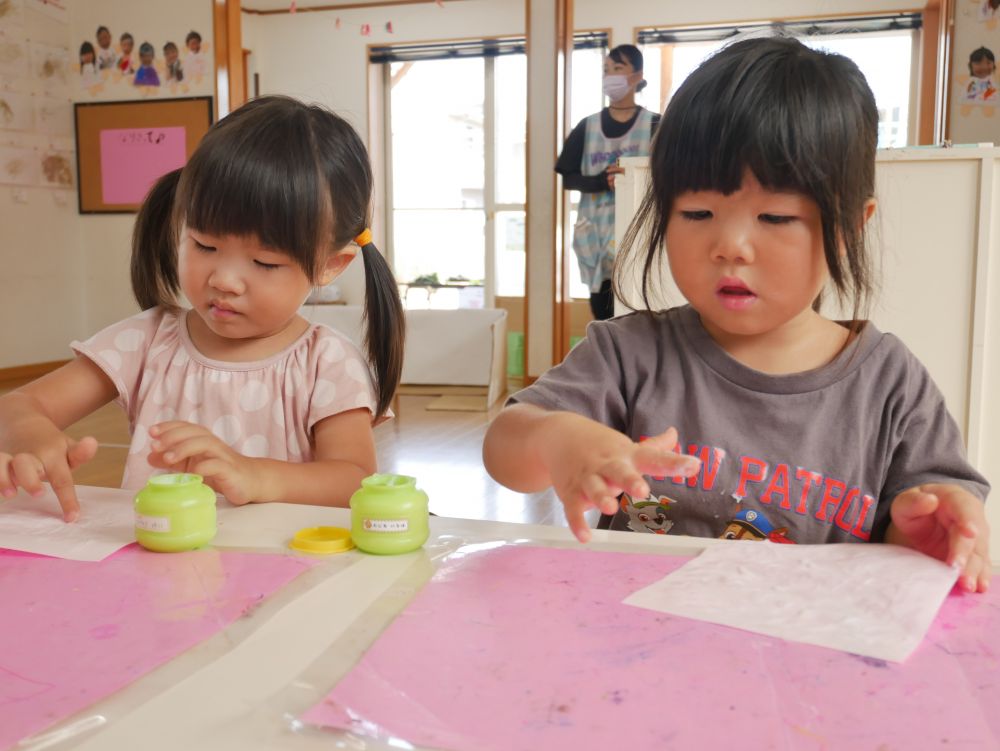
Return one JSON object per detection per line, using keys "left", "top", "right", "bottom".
{"left": 183, "top": 30, "right": 207, "bottom": 80}
{"left": 78, "top": 40, "right": 99, "bottom": 88}
{"left": 117, "top": 32, "right": 135, "bottom": 74}
{"left": 95, "top": 25, "right": 115, "bottom": 69}
{"left": 134, "top": 41, "right": 159, "bottom": 87}
{"left": 964, "top": 46, "right": 998, "bottom": 103}
{"left": 164, "top": 41, "right": 183, "bottom": 82}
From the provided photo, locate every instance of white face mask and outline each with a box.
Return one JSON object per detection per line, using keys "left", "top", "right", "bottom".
{"left": 602, "top": 74, "right": 631, "bottom": 103}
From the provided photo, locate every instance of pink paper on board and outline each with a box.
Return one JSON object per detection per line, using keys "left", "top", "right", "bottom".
{"left": 0, "top": 545, "right": 319, "bottom": 750}
{"left": 304, "top": 545, "right": 1000, "bottom": 751}
{"left": 99, "top": 127, "right": 187, "bottom": 205}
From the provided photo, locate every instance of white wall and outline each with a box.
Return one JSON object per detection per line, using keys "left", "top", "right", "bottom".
{"left": 0, "top": 3, "right": 85, "bottom": 367}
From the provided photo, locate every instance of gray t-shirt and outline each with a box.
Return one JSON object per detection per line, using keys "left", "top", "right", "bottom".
{"left": 509, "top": 305, "right": 989, "bottom": 544}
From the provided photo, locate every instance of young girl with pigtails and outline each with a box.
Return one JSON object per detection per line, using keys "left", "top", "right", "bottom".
{"left": 0, "top": 95, "right": 405, "bottom": 521}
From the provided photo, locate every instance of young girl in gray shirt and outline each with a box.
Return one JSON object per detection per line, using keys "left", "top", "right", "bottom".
{"left": 484, "top": 36, "right": 990, "bottom": 593}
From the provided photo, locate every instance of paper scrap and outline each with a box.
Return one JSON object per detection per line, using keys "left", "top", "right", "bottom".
{"left": 0, "top": 485, "right": 351, "bottom": 560}
{"left": 624, "top": 542, "right": 958, "bottom": 662}
{"left": 0, "top": 485, "right": 136, "bottom": 561}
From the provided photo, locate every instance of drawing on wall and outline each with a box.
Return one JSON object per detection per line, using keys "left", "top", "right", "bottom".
{"left": 0, "top": 35, "right": 28, "bottom": 77}
{"left": 30, "top": 41, "right": 70, "bottom": 84}
{"left": 0, "top": 90, "right": 34, "bottom": 131}
{"left": 0, "top": 145, "right": 42, "bottom": 186}
{"left": 26, "top": 0, "right": 68, "bottom": 24}
{"left": 0, "top": 0, "right": 24, "bottom": 29}
{"left": 35, "top": 96, "right": 71, "bottom": 136}
{"left": 40, "top": 149, "right": 72, "bottom": 188}
{"left": 978, "top": 0, "right": 1000, "bottom": 26}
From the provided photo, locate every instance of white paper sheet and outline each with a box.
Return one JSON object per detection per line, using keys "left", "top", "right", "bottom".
{"left": 0, "top": 486, "right": 136, "bottom": 561}
{"left": 0, "top": 485, "right": 353, "bottom": 561}
{"left": 624, "top": 542, "right": 959, "bottom": 662}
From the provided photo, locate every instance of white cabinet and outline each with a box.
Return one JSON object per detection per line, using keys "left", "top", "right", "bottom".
{"left": 615, "top": 148, "right": 1000, "bottom": 562}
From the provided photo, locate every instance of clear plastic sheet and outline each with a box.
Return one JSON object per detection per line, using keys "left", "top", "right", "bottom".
{"left": 280, "top": 534, "right": 1000, "bottom": 751}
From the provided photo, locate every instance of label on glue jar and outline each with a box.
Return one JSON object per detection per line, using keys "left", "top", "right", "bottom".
{"left": 363, "top": 518, "right": 409, "bottom": 532}
{"left": 135, "top": 513, "right": 171, "bottom": 533}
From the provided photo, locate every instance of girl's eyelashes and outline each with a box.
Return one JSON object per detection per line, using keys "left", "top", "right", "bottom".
{"left": 759, "top": 214, "right": 796, "bottom": 225}
{"left": 253, "top": 260, "right": 281, "bottom": 270}
{"left": 679, "top": 210, "right": 712, "bottom": 221}
{"left": 193, "top": 239, "right": 215, "bottom": 252}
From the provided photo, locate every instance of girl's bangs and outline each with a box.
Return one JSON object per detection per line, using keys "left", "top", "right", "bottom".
{"left": 177, "top": 114, "right": 326, "bottom": 269}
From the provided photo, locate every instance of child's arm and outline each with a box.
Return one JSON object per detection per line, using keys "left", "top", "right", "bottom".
{"left": 483, "top": 403, "right": 701, "bottom": 542}
{"left": 147, "top": 408, "right": 376, "bottom": 507}
{"left": 886, "top": 485, "right": 991, "bottom": 593}
{"left": 0, "top": 357, "right": 117, "bottom": 520}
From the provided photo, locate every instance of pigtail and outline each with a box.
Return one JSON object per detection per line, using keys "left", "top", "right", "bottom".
{"left": 130, "top": 168, "right": 182, "bottom": 310}
{"left": 358, "top": 235, "right": 405, "bottom": 418}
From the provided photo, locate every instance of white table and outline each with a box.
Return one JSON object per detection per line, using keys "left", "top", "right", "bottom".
{"left": 15, "top": 493, "right": 999, "bottom": 750}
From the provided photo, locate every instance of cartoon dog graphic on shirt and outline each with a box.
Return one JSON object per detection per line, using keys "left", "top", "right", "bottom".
{"left": 620, "top": 492, "right": 677, "bottom": 534}
{"left": 720, "top": 508, "right": 796, "bottom": 543}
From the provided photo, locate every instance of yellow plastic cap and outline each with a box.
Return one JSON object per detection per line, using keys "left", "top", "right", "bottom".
{"left": 290, "top": 526, "right": 354, "bottom": 555}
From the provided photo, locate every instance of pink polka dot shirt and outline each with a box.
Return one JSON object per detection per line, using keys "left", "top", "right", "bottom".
{"left": 72, "top": 308, "right": 381, "bottom": 489}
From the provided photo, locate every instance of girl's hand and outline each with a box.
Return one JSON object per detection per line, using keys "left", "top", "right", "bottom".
{"left": 147, "top": 421, "right": 260, "bottom": 506}
{"left": 888, "top": 484, "right": 991, "bottom": 593}
{"left": 0, "top": 411, "right": 98, "bottom": 522}
{"left": 540, "top": 417, "right": 700, "bottom": 543}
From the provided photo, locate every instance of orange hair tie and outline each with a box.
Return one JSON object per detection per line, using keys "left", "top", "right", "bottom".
{"left": 354, "top": 228, "right": 373, "bottom": 247}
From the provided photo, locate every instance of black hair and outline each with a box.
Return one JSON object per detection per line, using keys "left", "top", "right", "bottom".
{"left": 968, "top": 46, "right": 996, "bottom": 75}
{"left": 186, "top": 30, "right": 202, "bottom": 44}
{"left": 164, "top": 41, "right": 178, "bottom": 53}
{"left": 96, "top": 26, "right": 110, "bottom": 37}
{"left": 79, "top": 41, "right": 95, "bottom": 59}
{"left": 120, "top": 32, "right": 133, "bottom": 42}
{"left": 609, "top": 44, "right": 646, "bottom": 92}
{"left": 615, "top": 36, "right": 878, "bottom": 327}
{"left": 130, "top": 95, "right": 404, "bottom": 418}
{"left": 139, "top": 41, "right": 154, "bottom": 58}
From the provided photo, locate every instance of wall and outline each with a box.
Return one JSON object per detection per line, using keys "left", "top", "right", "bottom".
{"left": 0, "top": 0, "right": 213, "bottom": 371}
{"left": 0, "top": 1, "right": 84, "bottom": 367}
{"left": 71, "top": 0, "right": 213, "bottom": 338}
{"left": 949, "top": 0, "right": 1000, "bottom": 144}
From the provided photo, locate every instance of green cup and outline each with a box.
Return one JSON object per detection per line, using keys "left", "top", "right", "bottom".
{"left": 349, "top": 474, "right": 429, "bottom": 555}
{"left": 134, "top": 473, "right": 217, "bottom": 553}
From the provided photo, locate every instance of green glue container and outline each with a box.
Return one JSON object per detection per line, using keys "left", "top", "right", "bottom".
{"left": 349, "top": 473, "right": 429, "bottom": 555}
{"left": 134, "top": 473, "right": 217, "bottom": 553}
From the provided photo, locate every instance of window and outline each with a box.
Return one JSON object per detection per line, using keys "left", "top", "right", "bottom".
{"left": 639, "top": 14, "right": 920, "bottom": 148}
{"left": 378, "top": 34, "right": 608, "bottom": 307}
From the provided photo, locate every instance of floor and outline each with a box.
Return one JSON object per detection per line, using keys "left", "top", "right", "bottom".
{"left": 1, "top": 377, "right": 576, "bottom": 528}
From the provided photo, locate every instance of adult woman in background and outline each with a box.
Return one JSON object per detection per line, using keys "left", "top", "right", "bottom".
{"left": 556, "top": 44, "right": 659, "bottom": 320}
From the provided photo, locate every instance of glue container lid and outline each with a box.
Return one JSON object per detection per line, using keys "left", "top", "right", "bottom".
{"left": 290, "top": 526, "right": 354, "bottom": 555}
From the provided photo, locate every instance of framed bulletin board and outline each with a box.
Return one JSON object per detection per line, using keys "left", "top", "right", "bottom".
{"left": 74, "top": 96, "right": 213, "bottom": 214}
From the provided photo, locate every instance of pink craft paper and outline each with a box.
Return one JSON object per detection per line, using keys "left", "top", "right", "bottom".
{"left": 304, "top": 545, "right": 1000, "bottom": 751}
{"left": 0, "top": 545, "right": 318, "bottom": 750}
{"left": 99, "top": 126, "right": 186, "bottom": 204}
